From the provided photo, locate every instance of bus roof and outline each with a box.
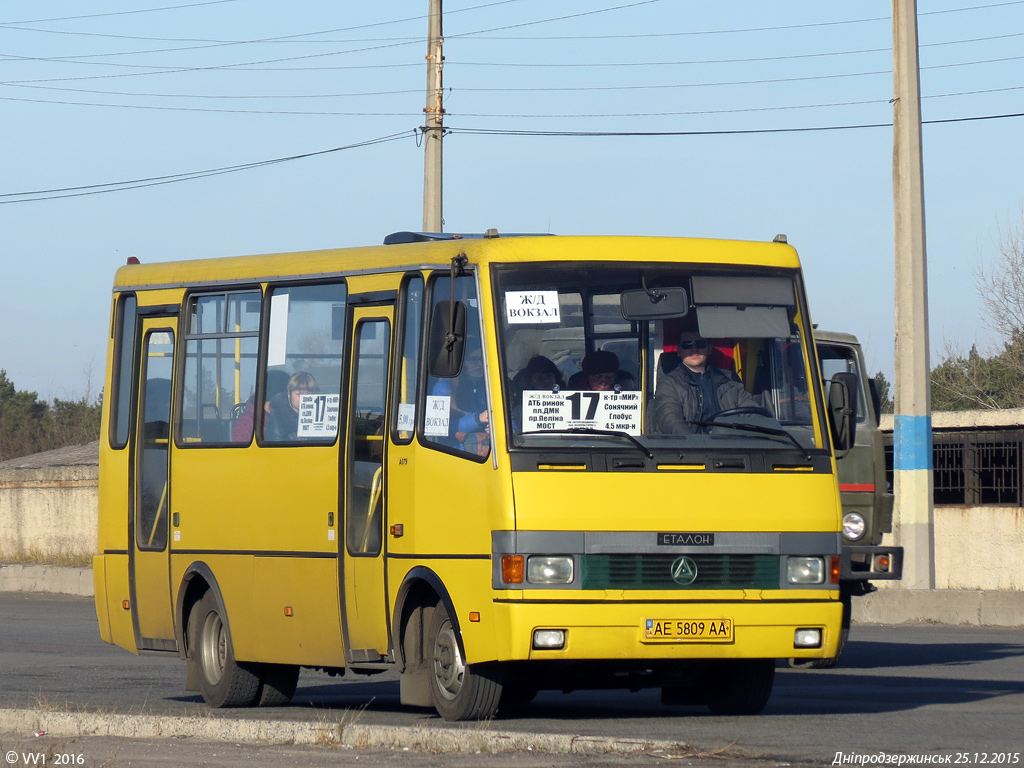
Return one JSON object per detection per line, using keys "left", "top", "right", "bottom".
{"left": 112, "top": 233, "right": 802, "bottom": 291}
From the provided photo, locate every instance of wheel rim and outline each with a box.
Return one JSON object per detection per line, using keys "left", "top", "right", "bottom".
{"left": 432, "top": 617, "right": 465, "bottom": 701}
{"left": 199, "top": 610, "right": 227, "bottom": 686}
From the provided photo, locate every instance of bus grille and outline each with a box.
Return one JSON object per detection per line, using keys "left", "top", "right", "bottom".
{"left": 580, "top": 553, "right": 779, "bottom": 590}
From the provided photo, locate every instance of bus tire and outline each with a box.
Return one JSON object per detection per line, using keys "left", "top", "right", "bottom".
{"left": 258, "top": 664, "right": 300, "bottom": 706}
{"left": 427, "top": 602, "right": 503, "bottom": 721}
{"left": 190, "top": 591, "right": 262, "bottom": 708}
{"left": 704, "top": 659, "right": 775, "bottom": 716}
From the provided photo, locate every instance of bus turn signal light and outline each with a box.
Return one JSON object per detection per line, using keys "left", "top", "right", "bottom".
{"left": 502, "top": 555, "right": 524, "bottom": 584}
{"left": 830, "top": 556, "right": 841, "bottom": 584}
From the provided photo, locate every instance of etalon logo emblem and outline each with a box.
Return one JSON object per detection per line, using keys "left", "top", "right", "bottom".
{"left": 670, "top": 556, "right": 699, "bottom": 585}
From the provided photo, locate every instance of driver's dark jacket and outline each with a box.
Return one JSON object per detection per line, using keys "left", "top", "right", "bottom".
{"left": 649, "top": 365, "right": 760, "bottom": 434}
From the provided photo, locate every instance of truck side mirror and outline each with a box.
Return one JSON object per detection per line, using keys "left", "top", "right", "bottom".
{"left": 828, "top": 372, "right": 858, "bottom": 455}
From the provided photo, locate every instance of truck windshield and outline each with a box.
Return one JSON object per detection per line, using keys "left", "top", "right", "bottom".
{"left": 494, "top": 263, "right": 822, "bottom": 454}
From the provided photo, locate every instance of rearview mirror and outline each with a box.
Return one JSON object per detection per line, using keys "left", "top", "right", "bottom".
{"left": 827, "top": 372, "right": 858, "bottom": 455}
{"left": 620, "top": 288, "right": 689, "bottom": 320}
{"left": 427, "top": 300, "right": 467, "bottom": 378}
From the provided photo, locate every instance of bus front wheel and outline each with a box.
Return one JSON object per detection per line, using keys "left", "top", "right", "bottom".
{"left": 189, "top": 591, "right": 262, "bottom": 708}
{"left": 704, "top": 659, "right": 775, "bottom": 715}
{"left": 426, "top": 602, "right": 503, "bottom": 721}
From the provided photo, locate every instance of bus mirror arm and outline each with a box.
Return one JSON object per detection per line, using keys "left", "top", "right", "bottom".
{"left": 827, "top": 372, "right": 858, "bottom": 456}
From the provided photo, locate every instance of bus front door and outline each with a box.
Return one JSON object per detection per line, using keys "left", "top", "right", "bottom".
{"left": 130, "top": 317, "right": 178, "bottom": 652}
{"left": 342, "top": 308, "right": 393, "bottom": 663}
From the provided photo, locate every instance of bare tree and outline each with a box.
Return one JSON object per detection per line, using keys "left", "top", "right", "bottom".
{"left": 932, "top": 209, "right": 1024, "bottom": 410}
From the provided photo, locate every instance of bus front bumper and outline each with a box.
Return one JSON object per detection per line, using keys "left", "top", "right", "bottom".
{"left": 491, "top": 595, "right": 842, "bottom": 662}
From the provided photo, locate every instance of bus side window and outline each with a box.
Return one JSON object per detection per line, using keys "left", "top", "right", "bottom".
{"left": 422, "top": 273, "right": 490, "bottom": 461}
{"left": 392, "top": 274, "right": 423, "bottom": 444}
{"left": 180, "top": 291, "right": 260, "bottom": 446}
{"left": 259, "top": 282, "right": 348, "bottom": 445}
{"left": 109, "top": 293, "right": 137, "bottom": 449}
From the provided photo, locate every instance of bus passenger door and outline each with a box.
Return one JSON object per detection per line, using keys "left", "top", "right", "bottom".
{"left": 130, "top": 317, "right": 178, "bottom": 651}
{"left": 342, "top": 308, "right": 393, "bottom": 662}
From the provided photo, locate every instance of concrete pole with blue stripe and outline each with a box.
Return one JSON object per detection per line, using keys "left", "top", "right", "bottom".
{"left": 892, "top": 0, "right": 935, "bottom": 589}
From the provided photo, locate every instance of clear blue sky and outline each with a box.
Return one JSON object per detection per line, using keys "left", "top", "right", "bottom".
{"left": 1, "top": 0, "right": 1022, "bottom": 402}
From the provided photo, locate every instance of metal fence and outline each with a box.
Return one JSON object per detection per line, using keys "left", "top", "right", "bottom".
{"left": 884, "top": 429, "right": 1024, "bottom": 506}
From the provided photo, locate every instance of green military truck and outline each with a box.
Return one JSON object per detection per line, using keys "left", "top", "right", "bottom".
{"left": 811, "top": 331, "right": 904, "bottom": 667}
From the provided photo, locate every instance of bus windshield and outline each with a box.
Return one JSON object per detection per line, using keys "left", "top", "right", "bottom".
{"left": 494, "top": 263, "right": 821, "bottom": 454}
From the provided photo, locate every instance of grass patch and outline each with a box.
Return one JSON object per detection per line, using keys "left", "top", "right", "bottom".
{"left": 0, "top": 549, "right": 93, "bottom": 567}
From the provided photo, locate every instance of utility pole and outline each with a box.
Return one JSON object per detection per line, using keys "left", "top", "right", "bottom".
{"left": 423, "top": 0, "right": 444, "bottom": 233}
{"left": 892, "top": 0, "right": 935, "bottom": 589}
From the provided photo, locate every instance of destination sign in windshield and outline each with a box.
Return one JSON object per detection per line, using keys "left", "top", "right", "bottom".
{"left": 521, "top": 390, "right": 642, "bottom": 435}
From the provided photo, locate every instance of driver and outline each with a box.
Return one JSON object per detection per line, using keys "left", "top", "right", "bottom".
{"left": 650, "top": 330, "right": 760, "bottom": 434}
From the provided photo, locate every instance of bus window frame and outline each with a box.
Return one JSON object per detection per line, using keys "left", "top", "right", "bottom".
{"left": 390, "top": 272, "right": 424, "bottom": 446}
{"left": 174, "top": 285, "right": 263, "bottom": 449}
{"left": 254, "top": 278, "right": 349, "bottom": 449}
{"left": 418, "top": 268, "right": 491, "bottom": 464}
{"left": 109, "top": 292, "right": 138, "bottom": 450}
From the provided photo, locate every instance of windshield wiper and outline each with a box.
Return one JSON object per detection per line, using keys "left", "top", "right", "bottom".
{"left": 520, "top": 428, "right": 654, "bottom": 460}
{"left": 693, "top": 420, "right": 812, "bottom": 461}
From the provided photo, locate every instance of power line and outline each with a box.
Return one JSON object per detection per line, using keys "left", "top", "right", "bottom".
{"left": 446, "top": 32, "right": 1024, "bottom": 68}
{"left": 4, "top": 108, "right": 1021, "bottom": 207}
{"left": 2, "top": 83, "right": 1020, "bottom": 117}
{"left": 444, "top": 110, "right": 1024, "bottom": 137}
{"left": 454, "top": 0, "right": 1024, "bottom": 40}
{"left": 0, "top": 0, "right": 237, "bottom": 25}
{"left": 0, "top": 130, "right": 415, "bottom": 204}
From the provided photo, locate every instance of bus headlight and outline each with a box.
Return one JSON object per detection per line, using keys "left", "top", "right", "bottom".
{"left": 787, "top": 557, "right": 825, "bottom": 584}
{"left": 527, "top": 556, "right": 574, "bottom": 584}
{"left": 842, "top": 512, "right": 867, "bottom": 541}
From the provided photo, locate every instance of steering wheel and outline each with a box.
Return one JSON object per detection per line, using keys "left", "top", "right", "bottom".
{"left": 712, "top": 406, "right": 773, "bottom": 420}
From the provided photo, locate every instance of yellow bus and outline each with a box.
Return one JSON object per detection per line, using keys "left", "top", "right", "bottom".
{"left": 94, "top": 231, "right": 854, "bottom": 720}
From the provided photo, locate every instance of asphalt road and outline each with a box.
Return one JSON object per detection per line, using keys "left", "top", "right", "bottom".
{"left": 1, "top": 593, "right": 1022, "bottom": 765}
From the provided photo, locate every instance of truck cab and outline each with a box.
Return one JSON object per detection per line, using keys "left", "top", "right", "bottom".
{"left": 812, "top": 330, "right": 904, "bottom": 665}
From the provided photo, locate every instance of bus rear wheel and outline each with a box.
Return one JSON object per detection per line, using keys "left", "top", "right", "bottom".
{"left": 427, "top": 602, "right": 503, "bottom": 721}
{"left": 704, "top": 659, "right": 775, "bottom": 715}
{"left": 189, "top": 591, "right": 262, "bottom": 708}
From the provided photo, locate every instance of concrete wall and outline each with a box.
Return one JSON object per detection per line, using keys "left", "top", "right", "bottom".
{"left": 0, "top": 438, "right": 1022, "bottom": 591}
{"left": 0, "top": 443, "right": 98, "bottom": 562}
{"left": 933, "top": 506, "right": 1024, "bottom": 590}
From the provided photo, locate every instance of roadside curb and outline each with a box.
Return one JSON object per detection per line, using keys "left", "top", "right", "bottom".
{"left": 0, "top": 565, "right": 92, "bottom": 597}
{"left": 0, "top": 709, "right": 691, "bottom": 756}
{"left": 3, "top": 566, "right": 1022, "bottom": 627}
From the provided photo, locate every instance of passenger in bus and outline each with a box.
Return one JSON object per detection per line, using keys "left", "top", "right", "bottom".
{"left": 511, "top": 355, "right": 565, "bottom": 432}
{"left": 431, "top": 347, "right": 490, "bottom": 455}
{"left": 513, "top": 355, "right": 564, "bottom": 398}
{"left": 264, "top": 371, "right": 317, "bottom": 441}
{"left": 650, "top": 331, "right": 759, "bottom": 434}
{"left": 233, "top": 370, "right": 288, "bottom": 443}
{"left": 567, "top": 350, "right": 619, "bottom": 391}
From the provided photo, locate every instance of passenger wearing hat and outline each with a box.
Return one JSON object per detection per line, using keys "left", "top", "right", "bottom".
{"left": 576, "top": 349, "right": 619, "bottom": 392}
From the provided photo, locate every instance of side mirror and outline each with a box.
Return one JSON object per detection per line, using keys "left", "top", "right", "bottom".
{"left": 827, "top": 371, "right": 858, "bottom": 455}
{"left": 427, "top": 300, "right": 467, "bottom": 378}
{"left": 867, "top": 378, "right": 883, "bottom": 422}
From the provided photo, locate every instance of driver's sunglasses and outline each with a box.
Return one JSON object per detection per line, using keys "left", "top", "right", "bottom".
{"left": 679, "top": 339, "right": 711, "bottom": 350}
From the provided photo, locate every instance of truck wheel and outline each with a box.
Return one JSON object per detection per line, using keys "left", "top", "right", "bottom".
{"left": 427, "top": 602, "right": 503, "bottom": 721}
{"left": 704, "top": 659, "right": 775, "bottom": 715}
{"left": 190, "top": 591, "right": 262, "bottom": 708}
